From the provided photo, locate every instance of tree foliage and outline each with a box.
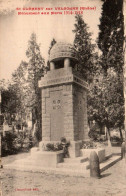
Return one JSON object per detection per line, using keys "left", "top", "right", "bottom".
{"left": 26, "top": 33, "right": 45, "bottom": 141}
{"left": 73, "top": 14, "right": 98, "bottom": 82}
{"left": 11, "top": 61, "right": 28, "bottom": 114}
{"left": 98, "top": 0, "right": 124, "bottom": 73}
{"left": 26, "top": 33, "right": 45, "bottom": 108}
{"left": 0, "top": 79, "right": 19, "bottom": 115}
{"left": 88, "top": 0, "right": 124, "bottom": 141}
{"left": 11, "top": 33, "right": 45, "bottom": 141}
{"left": 88, "top": 68, "right": 124, "bottom": 133}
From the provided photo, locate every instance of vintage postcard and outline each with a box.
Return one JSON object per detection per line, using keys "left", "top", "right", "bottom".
{"left": 0, "top": 0, "right": 125, "bottom": 196}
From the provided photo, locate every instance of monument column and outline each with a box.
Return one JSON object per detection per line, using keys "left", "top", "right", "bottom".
{"left": 50, "top": 62, "right": 55, "bottom": 70}
{"left": 64, "top": 58, "right": 70, "bottom": 68}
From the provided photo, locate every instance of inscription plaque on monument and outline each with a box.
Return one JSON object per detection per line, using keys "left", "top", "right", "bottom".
{"left": 50, "top": 91, "right": 64, "bottom": 141}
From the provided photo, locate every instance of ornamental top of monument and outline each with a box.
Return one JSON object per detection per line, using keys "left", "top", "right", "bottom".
{"left": 49, "top": 42, "right": 78, "bottom": 62}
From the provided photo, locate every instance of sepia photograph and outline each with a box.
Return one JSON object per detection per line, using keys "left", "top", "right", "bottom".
{"left": 0, "top": 0, "right": 126, "bottom": 195}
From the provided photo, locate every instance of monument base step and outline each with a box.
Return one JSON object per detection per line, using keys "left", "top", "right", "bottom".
{"left": 57, "top": 161, "right": 89, "bottom": 170}
{"left": 105, "top": 153, "right": 113, "bottom": 160}
{"left": 100, "top": 155, "right": 121, "bottom": 172}
{"left": 4, "top": 159, "right": 90, "bottom": 177}
{"left": 64, "top": 156, "right": 88, "bottom": 163}
{"left": 4, "top": 153, "right": 121, "bottom": 178}
{"left": 58, "top": 155, "right": 121, "bottom": 171}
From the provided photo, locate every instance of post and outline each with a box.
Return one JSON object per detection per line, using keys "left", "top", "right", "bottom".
{"left": 90, "top": 151, "right": 100, "bottom": 178}
{"left": 121, "top": 142, "right": 125, "bottom": 159}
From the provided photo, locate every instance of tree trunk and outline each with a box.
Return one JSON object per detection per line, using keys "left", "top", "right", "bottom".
{"left": 119, "top": 127, "right": 123, "bottom": 142}
{"left": 99, "top": 125, "right": 103, "bottom": 135}
{"left": 105, "top": 126, "right": 111, "bottom": 146}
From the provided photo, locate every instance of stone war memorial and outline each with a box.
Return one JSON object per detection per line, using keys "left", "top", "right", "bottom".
{"left": 5, "top": 42, "right": 121, "bottom": 177}
{"left": 39, "top": 42, "right": 89, "bottom": 158}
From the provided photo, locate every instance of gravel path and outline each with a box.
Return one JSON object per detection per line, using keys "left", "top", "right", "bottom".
{"left": 0, "top": 152, "right": 126, "bottom": 196}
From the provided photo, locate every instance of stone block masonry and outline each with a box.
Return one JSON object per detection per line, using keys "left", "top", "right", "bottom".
{"left": 39, "top": 67, "right": 88, "bottom": 143}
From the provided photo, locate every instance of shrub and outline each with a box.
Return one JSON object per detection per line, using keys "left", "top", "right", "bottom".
{"left": 1, "top": 132, "right": 18, "bottom": 156}
{"left": 81, "top": 141, "right": 97, "bottom": 149}
{"left": 46, "top": 143, "right": 63, "bottom": 151}
{"left": 1, "top": 131, "right": 37, "bottom": 156}
{"left": 111, "top": 136, "right": 122, "bottom": 143}
{"left": 45, "top": 137, "right": 70, "bottom": 159}
{"left": 88, "top": 130, "right": 99, "bottom": 141}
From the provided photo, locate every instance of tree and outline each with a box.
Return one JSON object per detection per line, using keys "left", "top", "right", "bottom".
{"left": 0, "top": 79, "right": 9, "bottom": 92}
{"left": 0, "top": 79, "right": 18, "bottom": 117}
{"left": 88, "top": 68, "right": 124, "bottom": 141}
{"left": 11, "top": 33, "right": 45, "bottom": 142}
{"left": 98, "top": 0, "right": 124, "bottom": 73}
{"left": 0, "top": 79, "right": 9, "bottom": 114}
{"left": 72, "top": 14, "right": 98, "bottom": 82}
{"left": 26, "top": 33, "right": 45, "bottom": 141}
{"left": 95, "top": 0, "right": 124, "bottom": 143}
{"left": 11, "top": 61, "right": 29, "bottom": 115}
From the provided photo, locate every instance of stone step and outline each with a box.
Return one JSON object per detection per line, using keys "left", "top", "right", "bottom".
{"left": 4, "top": 157, "right": 90, "bottom": 171}
{"left": 86, "top": 155, "right": 121, "bottom": 171}
{"left": 100, "top": 155, "right": 121, "bottom": 172}
{"left": 4, "top": 155, "right": 121, "bottom": 178}
{"left": 64, "top": 156, "right": 88, "bottom": 163}
{"left": 57, "top": 161, "right": 89, "bottom": 170}
{"left": 4, "top": 163, "right": 90, "bottom": 177}
{"left": 105, "top": 153, "right": 113, "bottom": 160}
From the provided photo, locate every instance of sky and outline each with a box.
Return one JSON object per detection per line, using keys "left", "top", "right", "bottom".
{"left": 0, "top": 0, "right": 102, "bottom": 80}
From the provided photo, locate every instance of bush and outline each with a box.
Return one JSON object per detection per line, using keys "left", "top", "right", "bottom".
{"left": 1, "top": 132, "right": 18, "bottom": 156}
{"left": 88, "top": 130, "right": 99, "bottom": 141}
{"left": 111, "top": 136, "right": 122, "bottom": 143}
{"left": 88, "top": 129, "right": 107, "bottom": 142}
{"left": 46, "top": 143, "right": 63, "bottom": 151}
{"left": 1, "top": 132, "right": 37, "bottom": 156}
{"left": 81, "top": 141, "right": 97, "bottom": 149}
{"left": 45, "top": 137, "right": 70, "bottom": 158}
{"left": 28, "top": 134, "right": 38, "bottom": 148}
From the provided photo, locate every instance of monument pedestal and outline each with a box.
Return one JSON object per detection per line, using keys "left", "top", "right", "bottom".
{"left": 30, "top": 148, "right": 64, "bottom": 167}
{"left": 69, "top": 141, "right": 82, "bottom": 158}
{"left": 39, "top": 140, "right": 82, "bottom": 158}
